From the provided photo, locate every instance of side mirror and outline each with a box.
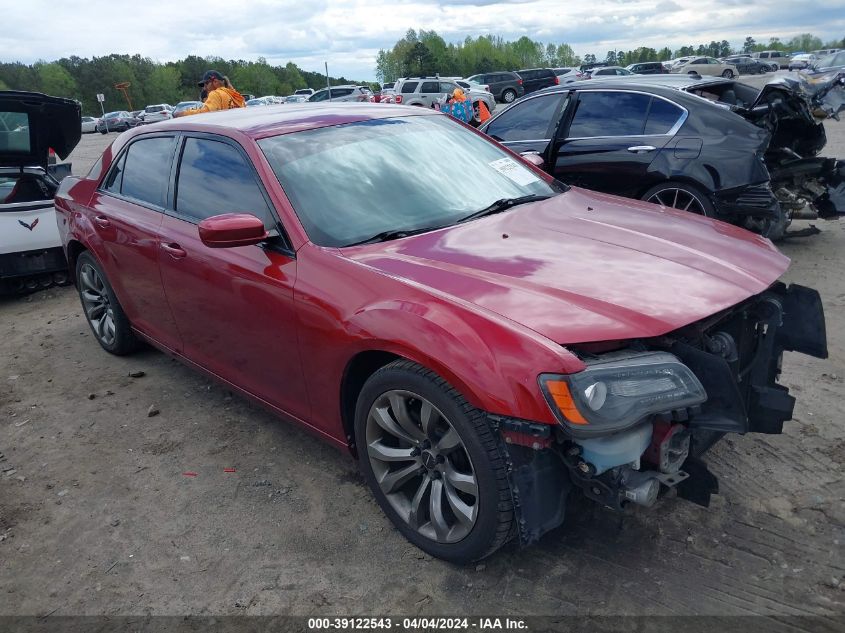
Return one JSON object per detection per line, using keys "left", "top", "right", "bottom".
{"left": 520, "top": 151, "right": 545, "bottom": 168}
{"left": 198, "top": 213, "right": 268, "bottom": 248}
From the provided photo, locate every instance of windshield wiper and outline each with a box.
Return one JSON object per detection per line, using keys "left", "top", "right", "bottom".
{"left": 458, "top": 194, "right": 551, "bottom": 223}
{"left": 346, "top": 226, "right": 444, "bottom": 246}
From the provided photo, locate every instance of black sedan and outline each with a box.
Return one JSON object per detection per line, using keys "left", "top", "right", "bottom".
{"left": 480, "top": 75, "right": 845, "bottom": 239}
{"left": 723, "top": 56, "right": 771, "bottom": 74}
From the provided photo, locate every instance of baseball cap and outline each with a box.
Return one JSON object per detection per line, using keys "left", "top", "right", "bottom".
{"left": 197, "top": 70, "right": 225, "bottom": 87}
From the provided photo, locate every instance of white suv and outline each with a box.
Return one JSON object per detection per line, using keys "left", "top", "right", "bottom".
{"left": 391, "top": 77, "right": 495, "bottom": 121}
{"left": 142, "top": 104, "right": 173, "bottom": 123}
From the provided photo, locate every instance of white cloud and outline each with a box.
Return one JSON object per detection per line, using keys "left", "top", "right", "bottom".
{"left": 2, "top": 0, "right": 843, "bottom": 79}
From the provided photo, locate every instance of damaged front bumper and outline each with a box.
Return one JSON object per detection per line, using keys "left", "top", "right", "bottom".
{"left": 495, "top": 283, "right": 828, "bottom": 546}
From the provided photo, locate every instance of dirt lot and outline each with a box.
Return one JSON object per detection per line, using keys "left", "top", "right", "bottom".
{"left": 1, "top": 80, "right": 844, "bottom": 618}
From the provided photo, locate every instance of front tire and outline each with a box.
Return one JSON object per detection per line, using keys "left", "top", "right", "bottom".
{"left": 75, "top": 251, "right": 142, "bottom": 355}
{"left": 641, "top": 181, "right": 716, "bottom": 217}
{"left": 354, "top": 360, "right": 515, "bottom": 563}
{"left": 501, "top": 89, "right": 517, "bottom": 104}
{"left": 722, "top": 69, "right": 734, "bottom": 78}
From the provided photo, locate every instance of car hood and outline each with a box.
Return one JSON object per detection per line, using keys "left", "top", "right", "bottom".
{"left": 0, "top": 91, "right": 81, "bottom": 169}
{"left": 343, "top": 188, "right": 789, "bottom": 345}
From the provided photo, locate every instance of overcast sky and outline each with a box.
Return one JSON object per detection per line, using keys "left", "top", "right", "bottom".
{"left": 4, "top": 0, "right": 844, "bottom": 80}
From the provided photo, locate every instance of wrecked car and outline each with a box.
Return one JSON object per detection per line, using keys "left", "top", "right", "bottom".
{"left": 0, "top": 91, "right": 79, "bottom": 294}
{"left": 688, "top": 71, "right": 845, "bottom": 224}
{"left": 480, "top": 72, "right": 845, "bottom": 239}
{"left": 55, "top": 105, "right": 827, "bottom": 563}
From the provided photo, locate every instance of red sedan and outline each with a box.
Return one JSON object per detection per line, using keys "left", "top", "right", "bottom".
{"left": 54, "top": 104, "right": 826, "bottom": 562}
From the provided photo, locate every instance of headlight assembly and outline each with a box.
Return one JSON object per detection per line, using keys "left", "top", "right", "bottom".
{"left": 540, "top": 351, "right": 707, "bottom": 437}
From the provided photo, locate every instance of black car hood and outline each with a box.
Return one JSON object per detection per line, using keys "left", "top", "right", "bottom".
{"left": 0, "top": 91, "right": 81, "bottom": 169}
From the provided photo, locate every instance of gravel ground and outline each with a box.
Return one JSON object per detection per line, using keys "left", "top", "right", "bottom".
{"left": 1, "top": 77, "right": 844, "bottom": 618}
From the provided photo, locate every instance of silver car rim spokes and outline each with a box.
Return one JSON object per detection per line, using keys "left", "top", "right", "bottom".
{"left": 647, "top": 188, "right": 708, "bottom": 215}
{"left": 79, "top": 263, "right": 116, "bottom": 346}
{"left": 366, "top": 390, "right": 478, "bottom": 543}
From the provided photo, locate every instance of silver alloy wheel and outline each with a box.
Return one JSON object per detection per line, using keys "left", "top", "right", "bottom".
{"left": 646, "top": 187, "right": 709, "bottom": 216}
{"left": 365, "top": 389, "right": 479, "bottom": 543}
{"left": 502, "top": 90, "right": 516, "bottom": 103}
{"left": 79, "top": 262, "right": 116, "bottom": 346}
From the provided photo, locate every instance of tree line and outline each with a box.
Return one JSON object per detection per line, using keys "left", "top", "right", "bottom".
{"left": 376, "top": 30, "right": 845, "bottom": 82}
{"left": 0, "top": 54, "right": 371, "bottom": 116}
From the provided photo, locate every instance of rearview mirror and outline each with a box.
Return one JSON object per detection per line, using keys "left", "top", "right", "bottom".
{"left": 198, "top": 213, "right": 268, "bottom": 248}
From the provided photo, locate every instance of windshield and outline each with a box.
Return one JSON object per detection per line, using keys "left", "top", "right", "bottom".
{"left": 258, "top": 115, "right": 564, "bottom": 247}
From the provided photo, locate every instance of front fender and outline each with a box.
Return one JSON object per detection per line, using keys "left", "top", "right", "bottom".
{"left": 294, "top": 246, "right": 585, "bottom": 441}
{"left": 343, "top": 300, "right": 574, "bottom": 422}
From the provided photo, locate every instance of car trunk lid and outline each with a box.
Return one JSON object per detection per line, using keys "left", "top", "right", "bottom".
{"left": 0, "top": 91, "right": 81, "bottom": 169}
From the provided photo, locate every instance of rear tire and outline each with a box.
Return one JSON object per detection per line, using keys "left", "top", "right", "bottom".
{"left": 722, "top": 69, "right": 734, "bottom": 78}
{"left": 354, "top": 360, "right": 515, "bottom": 563}
{"left": 75, "top": 251, "right": 142, "bottom": 355}
{"left": 641, "top": 181, "right": 716, "bottom": 217}
{"left": 501, "top": 89, "right": 517, "bottom": 104}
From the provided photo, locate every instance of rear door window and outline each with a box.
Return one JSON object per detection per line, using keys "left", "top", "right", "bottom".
{"left": 175, "top": 137, "right": 272, "bottom": 225}
{"left": 644, "top": 98, "right": 685, "bottom": 134}
{"left": 568, "top": 91, "right": 651, "bottom": 137}
{"left": 113, "top": 136, "right": 176, "bottom": 208}
{"left": 401, "top": 82, "right": 419, "bottom": 94}
{"left": 420, "top": 81, "right": 439, "bottom": 93}
{"left": 485, "top": 93, "right": 566, "bottom": 142}
{"left": 330, "top": 88, "right": 354, "bottom": 98}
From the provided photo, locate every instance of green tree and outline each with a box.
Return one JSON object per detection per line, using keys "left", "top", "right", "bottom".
{"left": 556, "top": 43, "right": 577, "bottom": 66}
{"left": 787, "top": 33, "right": 823, "bottom": 52}
{"left": 658, "top": 47, "right": 673, "bottom": 61}
{"left": 232, "top": 61, "right": 280, "bottom": 97}
{"left": 743, "top": 36, "right": 756, "bottom": 54}
{"left": 605, "top": 50, "right": 617, "bottom": 65}
{"left": 36, "top": 62, "right": 78, "bottom": 99}
{"left": 404, "top": 41, "right": 434, "bottom": 76}
{"left": 144, "top": 65, "right": 181, "bottom": 105}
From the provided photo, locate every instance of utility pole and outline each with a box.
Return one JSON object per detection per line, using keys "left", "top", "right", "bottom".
{"left": 325, "top": 62, "right": 331, "bottom": 101}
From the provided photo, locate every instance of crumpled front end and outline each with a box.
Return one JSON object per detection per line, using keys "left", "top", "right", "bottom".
{"left": 499, "top": 283, "right": 827, "bottom": 545}
{"left": 747, "top": 72, "right": 845, "bottom": 220}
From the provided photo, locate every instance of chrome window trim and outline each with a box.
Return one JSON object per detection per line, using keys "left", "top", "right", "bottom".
{"left": 565, "top": 88, "right": 689, "bottom": 139}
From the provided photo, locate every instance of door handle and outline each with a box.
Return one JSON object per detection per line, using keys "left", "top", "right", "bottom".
{"left": 160, "top": 242, "right": 187, "bottom": 259}
{"left": 93, "top": 215, "right": 111, "bottom": 228}
{"left": 627, "top": 145, "right": 657, "bottom": 153}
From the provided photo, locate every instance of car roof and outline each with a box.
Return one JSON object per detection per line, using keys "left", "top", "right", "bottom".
{"left": 131, "top": 103, "right": 436, "bottom": 139}
{"left": 526, "top": 76, "right": 735, "bottom": 107}
{"left": 555, "top": 74, "right": 730, "bottom": 91}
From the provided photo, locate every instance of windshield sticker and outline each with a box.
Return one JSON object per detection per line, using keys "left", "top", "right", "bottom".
{"left": 488, "top": 158, "right": 540, "bottom": 186}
